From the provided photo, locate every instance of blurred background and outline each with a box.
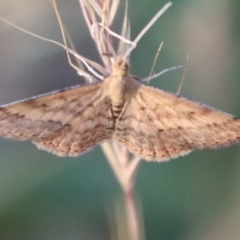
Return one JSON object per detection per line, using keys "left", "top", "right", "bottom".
{"left": 0, "top": 0, "right": 240, "bottom": 239}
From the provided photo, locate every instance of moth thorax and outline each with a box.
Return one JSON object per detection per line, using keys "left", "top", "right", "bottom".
{"left": 111, "top": 55, "right": 130, "bottom": 77}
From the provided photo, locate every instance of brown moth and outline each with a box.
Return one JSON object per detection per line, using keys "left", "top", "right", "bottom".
{"left": 0, "top": 55, "right": 240, "bottom": 161}
{"left": 0, "top": 1, "right": 240, "bottom": 161}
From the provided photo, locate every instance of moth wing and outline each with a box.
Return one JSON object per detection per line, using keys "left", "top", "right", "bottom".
{"left": 114, "top": 85, "right": 240, "bottom": 161}
{"left": 0, "top": 83, "right": 114, "bottom": 156}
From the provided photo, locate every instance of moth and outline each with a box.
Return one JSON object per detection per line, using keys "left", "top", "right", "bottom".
{"left": 0, "top": 1, "right": 240, "bottom": 161}
{"left": 0, "top": 54, "right": 240, "bottom": 161}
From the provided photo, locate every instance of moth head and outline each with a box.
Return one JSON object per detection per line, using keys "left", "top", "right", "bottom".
{"left": 111, "top": 55, "right": 130, "bottom": 77}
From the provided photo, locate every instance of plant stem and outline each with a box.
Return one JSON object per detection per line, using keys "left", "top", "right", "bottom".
{"left": 123, "top": 187, "right": 141, "bottom": 240}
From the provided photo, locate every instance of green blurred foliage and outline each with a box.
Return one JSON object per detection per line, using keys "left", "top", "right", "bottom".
{"left": 0, "top": 0, "right": 240, "bottom": 239}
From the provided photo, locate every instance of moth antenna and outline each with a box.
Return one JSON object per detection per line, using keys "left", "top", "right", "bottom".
{"left": 64, "top": 48, "right": 105, "bottom": 80}
{"left": 141, "top": 65, "right": 186, "bottom": 83}
{"left": 148, "top": 41, "right": 164, "bottom": 79}
{"left": 176, "top": 54, "right": 189, "bottom": 95}
{"left": 125, "top": 2, "right": 172, "bottom": 57}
